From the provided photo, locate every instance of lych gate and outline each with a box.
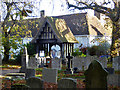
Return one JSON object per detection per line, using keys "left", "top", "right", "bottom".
{"left": 31, "top": 17, "right": 78, "bottom": 61}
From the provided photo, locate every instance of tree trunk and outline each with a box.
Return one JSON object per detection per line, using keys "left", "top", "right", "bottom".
{"left": 3, "top": 44, "right": 10, "bottom": 62}
{"left": 3, "top": 32, "right": 10, "bottom": 62}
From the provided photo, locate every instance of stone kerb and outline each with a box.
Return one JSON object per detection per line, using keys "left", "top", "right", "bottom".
{"left": 112, "top": 56, "right": 120, "bottom": 71}
{"left": 52, "top": 58, "right": 62, "bottom": 70}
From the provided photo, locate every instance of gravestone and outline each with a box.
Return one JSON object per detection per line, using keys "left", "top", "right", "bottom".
{"left": 28, "top": 57, "right": 37, "bottom": 69}
{"left": 19, "top": 47, "right": 29, "bottom": 73}
{"left": 84, "top": 60, "right": 108, "bottom": 89}
{"left": 25, "top": 69, "right": 35, "bottom": 79}
{"left": 112, "top": 56, "right": 120, "bottom": 71}
{"left": 72, "top": 56, "right": 107, "bottom": 71}
{"left": 26, "top": 77, "right": 44, "bottom": 89}
{"left": 107, "top": 74, "right": 120, "bottom": 87}
{"left": 52, "top": 58, "right": 62, "bottom": 70}
{"left": 72, "top": 56, "right": 84, "bottom": 71}
{"left": 42, "top": 67, "right": 58, "bottom": 84}
{"left": 58, "top": 78, "right": 77, "bottom": 89}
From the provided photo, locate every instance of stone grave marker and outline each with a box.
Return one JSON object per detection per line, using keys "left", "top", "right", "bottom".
{"left": 72, "top": 56, "right": 84, "bottom": 71}
{"left": 19, "top": 47, "right": 29, "bottom": 73}
{"left": 42, "top": 67, "right": 58, "bottom": 84}
{"left": 112, "top": 56, "right": 120, "bottom": 71}
{"left": 52, "top": 57, "right": 62, "bottom": 70}
{"left": 58, "top": 78, "right": 77, "bottom": 89}
{"left": 107, "top": 74, "right": 120, "bottom": 87}
{"left": 25, "top": 69, "right": 35, "bottom": 79}
{"left": 28, "top": 57, "right": 37, "bottom": 69}
{"left": 84, "top": 60, "right": 108, "bottom": 89}
{"left": 72, "top": 56, "right": 107, "bottom": 72}
{"left": 26, "top": 77, "right": 44, "bottom": 89}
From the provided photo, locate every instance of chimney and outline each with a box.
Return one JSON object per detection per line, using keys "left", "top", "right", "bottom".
{"left": 94, "top": 11, "right": 100, "bottom": 19}
{"left": 40, "top": 10, "right": 45, "bottom": 17}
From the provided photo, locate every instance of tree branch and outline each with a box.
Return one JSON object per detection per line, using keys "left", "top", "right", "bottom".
{"left": 68, "top": 3, "right": 108, "bottom": 15}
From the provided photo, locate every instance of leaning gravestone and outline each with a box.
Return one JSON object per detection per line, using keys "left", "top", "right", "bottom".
{"left": 26, "top": 77, "right": 44, "bottom": 89}
{"left": 84, "top": 60, "right": 108, "bottom": 89}
{"left": 58, "top": 78, "right": 77, "bottom": 89}
{"left": 42, "top": 67, "right": 58, "bottom": 84}
{"left": 112, "top": 56, "right": 120, "bottom": 71}
{"left": 52, "top": 58, "right": 62, "bottom": 70}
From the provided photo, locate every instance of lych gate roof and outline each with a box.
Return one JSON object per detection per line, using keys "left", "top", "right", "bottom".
{"left": 31, "top": 17, "right": 78, "bottom": 43}
{"left": 52, "top": 13, "right": 89, "bottom": 35}
{"left": 46, "top": 17, "right": 78, "bottom": 43}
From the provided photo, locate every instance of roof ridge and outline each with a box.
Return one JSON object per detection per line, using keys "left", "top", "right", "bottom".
{"left": 50, "top": 12, "right": 87, "bottom": 17}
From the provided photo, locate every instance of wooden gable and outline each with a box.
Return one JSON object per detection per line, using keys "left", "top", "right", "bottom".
{"left": 35, "top": 21, "right": 62, "bottom": 44}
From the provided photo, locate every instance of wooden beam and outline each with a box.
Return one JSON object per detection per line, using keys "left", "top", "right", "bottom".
{"left": 37, "top": 39, "right": 57, "bottom": 43}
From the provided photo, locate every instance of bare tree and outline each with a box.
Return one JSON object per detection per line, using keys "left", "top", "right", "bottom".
{"left": 1, "top": 1, "right": 33, "bottom": 62}
{"left": 67, "top": 0, "right": 120, "bottom": 58}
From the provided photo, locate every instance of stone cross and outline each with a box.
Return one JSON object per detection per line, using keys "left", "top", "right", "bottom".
{"left": 66, "top": 53, "right": 73, "bottom": 74}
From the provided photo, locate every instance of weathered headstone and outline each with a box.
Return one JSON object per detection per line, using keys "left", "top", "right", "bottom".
{"left": 26, "top": 77, "right": 44, "bottom": 89}
{"left": 42, "top": 67, "right": 58, "bottom": 84}
{"left": 84, "top": 60, "right": 108, "bottom": 89}
{"left": 28, "top": 57, "right": 37, "bottom": 69}
{"left": 58, "top": 78, "right": 77, "bottom": 89}
{"left": 112, "top": 56, "right": 120, "bottom": 71}
{"left": 52, "top": 57, "right": 62, "bottom": 70}
{"left": 19, "top": 47, "right": 29, "bottom": 73}
{"left": 25, "top": 69, "right": 35, "bottom": 79}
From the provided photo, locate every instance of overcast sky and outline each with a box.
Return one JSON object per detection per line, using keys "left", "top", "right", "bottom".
{"left": 26, "top": 0, "right": 114, "bottom": 18}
